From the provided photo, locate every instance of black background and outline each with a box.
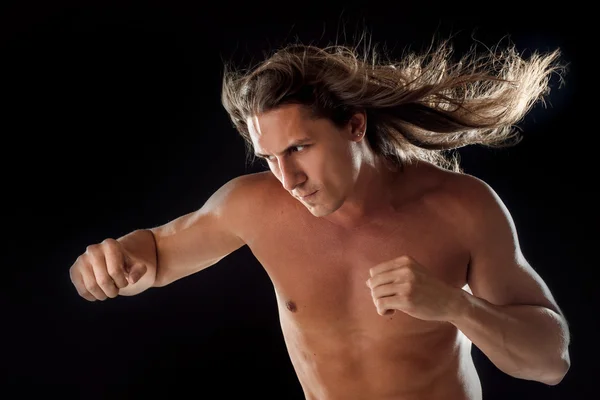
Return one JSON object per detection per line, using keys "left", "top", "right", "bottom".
{"left": 2, "top": 1, "right": 594, "bottom": 399}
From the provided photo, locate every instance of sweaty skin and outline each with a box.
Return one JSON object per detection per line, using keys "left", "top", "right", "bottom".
{"left": 232, "top": 166, "right": 482, "bottom": 400}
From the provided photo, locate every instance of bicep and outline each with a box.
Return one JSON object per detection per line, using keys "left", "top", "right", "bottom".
{"left": 463, "top": 177, "right": 563, "bottom": 315}
{"left": 151, "top": 177, "right": 248, "bottom": 287}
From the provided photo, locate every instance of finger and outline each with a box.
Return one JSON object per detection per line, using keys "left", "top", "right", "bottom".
{"left": 376, "top": 297, "right": 396, "bottom": 316}
{"left": 91, "top": 254, "right": 120, "bottom": 299}
{"left": 80, "top": 261, "right": 108, "bottom": 301}
{"left": 104, "top": 243, "right": 129, "bottom": 289}
{"left": 367, "top": 270, "right": 400, "bottom": 289}
{"left": 70, "top": 265, "right": 97, "bottom": 302}
{"left": 371, "top": 283, "right": 401, "bottom": 300}
{"left": 369, "top": 255, "right": 412, "bottom": 277}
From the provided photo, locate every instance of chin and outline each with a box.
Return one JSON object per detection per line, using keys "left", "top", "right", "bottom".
{"left": 306, "top": 202, "right": 340, "bottom": 218}
{"left": 300, "top": 202, "right": 324, "bottom": 217}
{"left": 309, "top": 208, "right": 331, "bottom": 218}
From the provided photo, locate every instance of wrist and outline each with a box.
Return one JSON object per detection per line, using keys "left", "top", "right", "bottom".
{"left": 446, "top": 287, "right": 472, "bottom": 324}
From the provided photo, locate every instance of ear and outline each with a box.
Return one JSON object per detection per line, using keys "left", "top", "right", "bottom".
{"left": 347, "top": 110, "right": 367, "bottom": 142}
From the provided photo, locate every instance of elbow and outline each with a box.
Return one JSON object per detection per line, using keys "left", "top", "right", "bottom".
{"left": 542, "top": 313, "right": 571, "bottom": 386}
{"left": 542, "top": 353, "right": 571, "bottom": 386}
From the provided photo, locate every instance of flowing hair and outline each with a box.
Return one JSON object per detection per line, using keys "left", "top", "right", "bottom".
{"left": 221, "top": 36, "right": 565, "bottom": 172}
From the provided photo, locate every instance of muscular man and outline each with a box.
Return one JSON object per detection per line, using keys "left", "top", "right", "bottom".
{"left": 69, "top": 39, "right": 571, "bottom": 399}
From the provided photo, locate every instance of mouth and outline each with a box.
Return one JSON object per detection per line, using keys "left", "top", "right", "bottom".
{"left": 299, "top": 191, "right": 317, "bottom": 199}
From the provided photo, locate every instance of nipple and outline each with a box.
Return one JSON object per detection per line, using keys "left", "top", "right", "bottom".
{"left": 285, "top": 300, "right": 297, "bottom": 313}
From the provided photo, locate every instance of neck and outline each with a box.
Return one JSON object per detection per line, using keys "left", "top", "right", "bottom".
{"left": 323, "top": 157, "right": 403, "bottom": 230}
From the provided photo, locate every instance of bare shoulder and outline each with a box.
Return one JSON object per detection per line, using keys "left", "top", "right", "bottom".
{"left": 209, "top": 171, "right": 278, "bottom": 216}
{"left": 408, "top": 161, "right": 503, "bottom": 227}
{"left": 212, "top": 171, "right": 284, "bottom": 236}
{"left": 443, "top": 169, "right": 497, "bottom": 205}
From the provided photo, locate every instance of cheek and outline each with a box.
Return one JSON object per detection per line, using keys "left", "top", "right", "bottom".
{"left": 328, "top": 145, "right": 359, "bottom": 178}
{"left": 319, "top": 156, "right": 355, "bottom": 191}
{"left": 301, "top": 144, "right": 356, "bottom": 185}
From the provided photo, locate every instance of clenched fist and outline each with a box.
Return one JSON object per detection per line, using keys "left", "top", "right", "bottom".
{"left": 366, "top": 255, "right": 463, "bottom": 321}
{"left": 69, "top": 238, "right": 151, "bottom": 301}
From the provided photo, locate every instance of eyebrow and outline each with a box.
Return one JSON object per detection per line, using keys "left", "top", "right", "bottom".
{"left": 254, "top": 138, "right": 312, "bottom": 158}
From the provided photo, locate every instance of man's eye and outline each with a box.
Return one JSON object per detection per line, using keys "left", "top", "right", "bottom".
{"left": 290, "top": 145, "right": 309, "bottom": 154}
{"left": 262, "top": 145, "right": 309, "bottom": 162}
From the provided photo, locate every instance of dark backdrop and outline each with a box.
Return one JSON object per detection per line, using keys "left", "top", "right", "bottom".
{"left": 2, "top": 1, "right": 593, "bottom": 399}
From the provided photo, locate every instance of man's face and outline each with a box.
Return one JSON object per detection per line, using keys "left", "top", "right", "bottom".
{"left": 248, "top": 104, "right": 363, "bottom": 217}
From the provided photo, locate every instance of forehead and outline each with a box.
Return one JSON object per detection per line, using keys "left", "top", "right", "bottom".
{"left": 248, "top": 104, "right": 312, "bottom": 138}
{"left": 248, "top": 104, "right": 316, "bottom": 151}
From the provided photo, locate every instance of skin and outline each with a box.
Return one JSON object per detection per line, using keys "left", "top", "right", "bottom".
{"left": 70, "top": 103, "right": 567, "bottom": 399}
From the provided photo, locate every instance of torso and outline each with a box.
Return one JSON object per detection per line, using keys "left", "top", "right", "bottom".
{"left": 236, "top": 162, "right": 482, "bottom": 400}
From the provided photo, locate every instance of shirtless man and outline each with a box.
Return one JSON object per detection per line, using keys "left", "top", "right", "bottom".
{"left": 69, "top": 40, "right": 571, "bottom": 399}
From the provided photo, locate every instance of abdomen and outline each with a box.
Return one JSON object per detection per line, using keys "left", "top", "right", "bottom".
{"left": 279, "top": 313, "right": 481, "bottom": 400}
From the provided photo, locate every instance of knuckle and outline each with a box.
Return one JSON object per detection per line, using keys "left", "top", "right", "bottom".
{"left": 102, "top": 238, "right": 120, "bottom": 252}
{"left": 102, "top": 237, "right": 118, "bottom": 246}
{"left": 73, "top": 255, "right": 87, "bottom": 269}
{"left": 96, "top": 276, "right": 114, "bottom": 287}
{"left": 85, "top": 244, "right": 99, "bottom": 254}
{"left": 85, "top": 281, "right": 100, "bottom": 293}
{"left": 85, "top": 247, "right": 102, "bottom": 262}
{"left": 403, "top": 268, "right": 416, "bottom": 280}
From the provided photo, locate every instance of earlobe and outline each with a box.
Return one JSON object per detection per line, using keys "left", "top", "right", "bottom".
{"left": 349, "top": 111, "right": 367, "bottom": 140}
{"left": 347, "top": 129, "right": 365, "bottom": 143}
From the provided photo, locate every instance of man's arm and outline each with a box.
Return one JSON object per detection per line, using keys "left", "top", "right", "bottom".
{"left": 118, "top": 174, "right": 250, "bottom": 295}
{"left": 446, "top": 174, "right": 571, "bottom": 386}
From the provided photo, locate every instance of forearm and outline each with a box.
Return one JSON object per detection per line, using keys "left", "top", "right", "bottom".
{"left": 448, "top": 289, "right": 570, "bottom": 385}
{"left": 117, "top": 229, "right": 158, "bottom": 296}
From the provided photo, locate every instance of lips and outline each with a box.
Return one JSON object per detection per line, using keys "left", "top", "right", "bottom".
{"left": 299, "top": 191, "right": 317, "bottom": 199}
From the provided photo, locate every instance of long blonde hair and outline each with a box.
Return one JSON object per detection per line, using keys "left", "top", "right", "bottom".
{"left": 221, "top": 37, "right": 565, "bottom": 172}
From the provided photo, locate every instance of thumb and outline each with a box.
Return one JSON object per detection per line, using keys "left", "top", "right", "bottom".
{"left": 124, "top": 254, "right": 147, "bottom": 284}
{"left": 127, "top": 263, "right": 147, "bottom": 285}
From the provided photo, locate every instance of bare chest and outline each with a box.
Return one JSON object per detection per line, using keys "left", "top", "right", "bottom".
{"left": 246, "top": 202, "right": 470, "bottom": 336}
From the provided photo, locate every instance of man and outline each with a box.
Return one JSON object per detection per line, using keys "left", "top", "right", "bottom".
{"left": 69, "top": 39, "right": 571, "bottom": 399}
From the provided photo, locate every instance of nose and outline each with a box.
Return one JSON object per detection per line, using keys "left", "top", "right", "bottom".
{"left": 277, "top": 158, "right": 305, "bottom": 192}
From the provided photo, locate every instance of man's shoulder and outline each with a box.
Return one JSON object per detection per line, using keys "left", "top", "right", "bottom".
{"left": 438, "top": 168, "right": 492, "bottom": 200}
{"left": 411, "top": 162, "right": 500, "bottom": 220}
{"left": 410, "top": 163, "right": 506, "bottom": 249}
{"left": 215, "top": 171, "right": 290, "bottom": 242}
{"left": 215, "top": 171, "right": 284, "bottom": 213}
{"left": 225, "top": 171, "right": 281, "bottom": 198}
